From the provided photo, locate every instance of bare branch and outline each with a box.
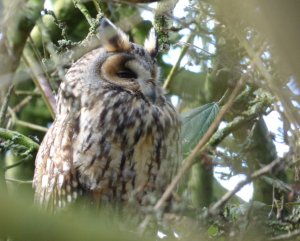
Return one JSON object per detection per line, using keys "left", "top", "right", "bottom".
{"left": 269, "top": 227, "right": 300, "bottom": 240}
{"left": 0, "top": 85, "right": 14, "bottom": 127}
{"left": 23, "top": 48, "right": 56, "bottom": 118}
{"left": 4, "top": 157, "right": 30, "bottom": 171}
{"left": 8, "top": 108, "right": 48, "bottom": 133}
{"left": 5, "top": 178, "right": 33, "bottom": 184}
{"left": 14, "top": 91, "right": 41, "bottom": 96}
{"left": 12, "top": 96, "right": 33, "bottom": 114}
{"left": 208, "top": 158, "right": 282, "bottom": 216}
{"left": 163, "top": 34, "right": 195, "bottom": 90}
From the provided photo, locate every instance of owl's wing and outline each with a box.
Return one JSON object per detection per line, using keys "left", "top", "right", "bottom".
{"left": 33, "top": 64, "right": 84, "bottom": 210}
{"left": 33, "top": 116, "right": 80, "bottom": 210}
{"left": 159, "top": 102, "right": 182, "bottom": 189}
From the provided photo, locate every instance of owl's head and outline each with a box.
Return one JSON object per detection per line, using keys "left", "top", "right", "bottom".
{"left": 86, "top": 18, "right": 160, "bottom": 103}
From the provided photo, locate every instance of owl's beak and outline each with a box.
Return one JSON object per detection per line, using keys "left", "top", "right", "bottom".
{"left": 145, "top": 88, "right": 157, "bottom": 104}
{"left": 138, "top": 79, "right": 157, "bottom": 104}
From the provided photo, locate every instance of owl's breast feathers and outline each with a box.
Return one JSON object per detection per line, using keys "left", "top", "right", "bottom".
{"left": 33, "top": 82, "right": 180, "bottom": 209}
{"left": 74, "top": 86, "right": 180, "bottom": 205}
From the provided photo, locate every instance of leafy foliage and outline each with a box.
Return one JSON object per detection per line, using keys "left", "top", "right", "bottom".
{"left": 182, "top": 102, "right": 219, "bottom": 155}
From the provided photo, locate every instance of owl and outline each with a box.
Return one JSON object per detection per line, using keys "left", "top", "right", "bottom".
{"left": 33, "top": 18, "right": 180, "bottom": 211}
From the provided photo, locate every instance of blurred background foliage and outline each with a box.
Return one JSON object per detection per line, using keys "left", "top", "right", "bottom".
{"left": 1, "top": 0, "right": 300, "bottom": 240}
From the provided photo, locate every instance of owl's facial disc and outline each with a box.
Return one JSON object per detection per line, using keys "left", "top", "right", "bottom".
{"left": 125, "top": 60, "right": 157, "bottom": 103}
{"left": 100, "top": 55, "right": 157, "bottom": 103}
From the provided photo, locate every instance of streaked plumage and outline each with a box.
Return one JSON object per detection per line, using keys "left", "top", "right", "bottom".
{"left": 33, "top": 19, "right": 180, "bottom": 210}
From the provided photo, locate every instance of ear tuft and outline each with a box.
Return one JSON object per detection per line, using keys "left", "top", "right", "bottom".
{"left": 99, "top": 18, "right": 131, "bottom": 52}
{"left": 144, "top": 28, "right": 158, "bottom": 58}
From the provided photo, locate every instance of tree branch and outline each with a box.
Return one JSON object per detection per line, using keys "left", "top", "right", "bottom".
{"left": 0, "top": 85, "right": 14, "bottom": 127}
{"left": 207, "top": 158, "right": 282, "bottom": 216}
{"left": 5, "top": 178, "right": 33, "bottom": 184}
{"left": 73, "top": 0, "right": 94, "bottom": 26}
{"left": 4, "top": 157, "right": 30, "bottom": 171}
{"left": 163, "top": 34, "right": 194, "bottom": 90}
{"left": 23, "top": 47, "right": 56, "bottom": 118}
{"left": 269, "top": 228, "right": 300, "bottom": 241}
{"left": 210, "top": 94, "right": 272, "bottom": 147}
{"left": 0, "top": 128, "right": 39, "bottom": 153}
{"left": 0, "top": 0, "right": 44, "bottom": 84}
{"left": 155, "top": 0, "right": 179, "bottom": 51}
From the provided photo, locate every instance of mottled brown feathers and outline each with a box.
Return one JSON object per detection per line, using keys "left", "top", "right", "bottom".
{"left": 99, "top": 18, "right": 131, "bottom": 52}
{"left": 33, "top": 18, "right": 180, "bottom": 210}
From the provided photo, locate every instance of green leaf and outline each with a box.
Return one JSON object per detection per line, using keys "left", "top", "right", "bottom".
{"left": 207, "top": 224, "right": 219, "bottom": 237}
{"left": 181, "top": 102, "right": 220, "bottom": 156}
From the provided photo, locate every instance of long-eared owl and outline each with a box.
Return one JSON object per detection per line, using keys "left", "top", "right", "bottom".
{"left": 33, "top": 18, "right": 180, "bottom": 210}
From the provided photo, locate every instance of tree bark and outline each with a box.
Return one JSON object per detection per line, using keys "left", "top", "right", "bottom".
{"left": 0, "top": 0, "right": 44, "bottom": 85}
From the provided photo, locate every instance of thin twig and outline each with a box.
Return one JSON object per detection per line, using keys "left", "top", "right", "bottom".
{"left": 8, "top": 108, "right": 48, "bottom": 133}
{"left": 0, "top": 85, "right": 14, "bottom": 127}
{"left": 163, "top": 34, "right": 195, "bottom": 89}
{"left": 36, "top": 20, "right": 67, "bottom": 90}
{"left": 73, "top": 0, "right": 94, "bottom": 26}
{"left": 12, "top": 96, "right": 33, "bottom": 113}
{"left": 23, "top": 48, "right": 56, "bottom": 118}
{"left": 14, "top": 91, "right": 41, "bottom": 96}
{"left": 263, "top": 175, "right": 292, "bottom": 194}
{"left": 5, "top": 89, "right": 39, "bottom": 121}
{"left": 4, "top": 157, "right": 30, "bottom": 171}
{"left": 173, "top": 42, "right": 212, "bottom": 56}
{"left": 28, "top": 37, "right": 55, "bottom": 90}
{"left": 14, "top": 120, "right": 48, "bottom": 132}
{"left": 208, "top": 158, "right": 281, "bottom": 216}
{"left": 92, "top": 0, "right": 101, "bottom": 13}
{"left": 0, "top": 85, "right": 13, "bottom": 193}
{"left": 5, "top": 178, "right": 33, "bottom": 184}
{"left": 269, "top": 227, "right": 300, "bottom": 240}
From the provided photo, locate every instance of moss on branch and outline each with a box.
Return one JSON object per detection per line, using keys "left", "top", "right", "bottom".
{"left": 210, "top": 89, "right": 273, "bottom": 147}
{"left": 0, "top": 128, "right": 39, "bottom": 154}
{"left": 154, "top": 0, "right": 178, "bottom": 52}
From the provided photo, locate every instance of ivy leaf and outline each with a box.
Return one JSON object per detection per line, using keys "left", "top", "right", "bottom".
{"left": 181, "top": 102, "right": 220, "bottom": 156}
